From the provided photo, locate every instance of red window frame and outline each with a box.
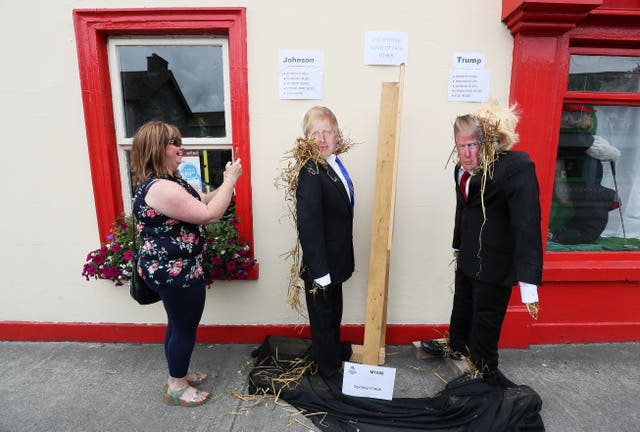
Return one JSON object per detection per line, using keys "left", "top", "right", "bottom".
{"left": 73, "top": 7, "right": 257, "bottom": 278}
{"left": 503, "top": 0, "right": 640, "bottom": 283}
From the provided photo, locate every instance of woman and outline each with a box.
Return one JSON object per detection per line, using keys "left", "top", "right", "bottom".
{"left": 296, "top": 106, "right": 355, "bottom": 379}
{"left": 130, "top": 120, "right": 242, "bottom": 407}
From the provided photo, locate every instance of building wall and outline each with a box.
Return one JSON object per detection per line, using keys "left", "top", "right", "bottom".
{"left": 0, "top": 1, "right": 513, "bottom": 328}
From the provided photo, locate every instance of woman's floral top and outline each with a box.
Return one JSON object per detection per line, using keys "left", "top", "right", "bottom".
{"left": 132, "top": 176, "right": 206, "bottom": 289}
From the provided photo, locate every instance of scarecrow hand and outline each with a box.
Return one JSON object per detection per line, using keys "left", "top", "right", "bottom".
{"left": 526, "top": 302, "right": 540, "bottom": 320}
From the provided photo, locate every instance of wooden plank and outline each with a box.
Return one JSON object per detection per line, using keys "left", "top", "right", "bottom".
{"left": 362, "top": 65, "right": 405, "bottom": 365}
{"left": 349, "top": 344, "right": 386, "bottom": 365}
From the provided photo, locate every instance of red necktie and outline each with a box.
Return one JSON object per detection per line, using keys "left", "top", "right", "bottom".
{"left": 459, "top": 171, "right": 470, "bottom": 201}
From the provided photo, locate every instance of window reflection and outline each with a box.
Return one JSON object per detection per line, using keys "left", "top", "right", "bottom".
{"left": 568, "top": 55, "right": 640, "bottom": 93}
{"left": 118, "top": 45, "right": 226, "bottom": 138}
{"left": 548, "top": 105, "right": 640, "bottom": 251}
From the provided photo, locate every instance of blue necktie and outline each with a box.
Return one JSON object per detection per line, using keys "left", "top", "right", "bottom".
{"left": 335, "top": 157, "right": 354, "bottom": 208}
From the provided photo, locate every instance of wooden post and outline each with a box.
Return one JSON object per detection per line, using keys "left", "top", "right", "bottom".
{"left": 361, "top": 65, "right": 405, "bottom": 365}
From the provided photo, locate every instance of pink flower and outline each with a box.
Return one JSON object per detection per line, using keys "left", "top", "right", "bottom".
{"left": 192, "top": 266, "right": 203, "bottom": 278}
{"left": 226, "top": 261, "right": 236, "bottom": 271}
{"left": 111, "top": 243, "right": 122, "bottom": 252}
{"left": 169, "top": 259, "right": 183, "bottom": 277}
{"left": 181, "top": 233, "right": 196, "bottom": 243}
{"left": 148, "top": 262, "right": 159, "bottom": 275}
{"left": 123, "top": 250, "right": 133, "bottom": 262}
{"left": 92, "top": 254, "right": 105, "bottom": 265}
{"left": 212, "top": 256, "right": 223, "bottom": 266}
{"left": 83, "top": 264, "right": 96, "bottom": 277}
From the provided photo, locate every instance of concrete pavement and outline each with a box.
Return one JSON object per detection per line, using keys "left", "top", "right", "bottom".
{"left": 0, "top": 340, "right": 638, "bottom": 431}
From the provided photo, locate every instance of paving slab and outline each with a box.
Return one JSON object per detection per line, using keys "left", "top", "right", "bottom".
{"left": 0, "top": 341, "right": 638, "bottom": 431}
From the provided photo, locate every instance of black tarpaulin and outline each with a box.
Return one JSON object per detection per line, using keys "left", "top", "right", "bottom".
{"left": 249, "top": 336, "right": 544, "bottom": 432}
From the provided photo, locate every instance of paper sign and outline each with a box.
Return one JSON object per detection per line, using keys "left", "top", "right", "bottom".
{"left": 364, "top": 31, "right": 408, "bottom": 65}
{"left": 452, "top": 52, "right": 486, "bottom": 69}
{"left": 178, "top": 152, "right": 203, "bottom": 192}
{"left": 448, "top": 69, "right": 490, "bottom": 102}
{"left": 279, "top": 50, "right": 323, "bottom": 99}
{"left": 341, "top": 361, "right": 396, "bottom": 400}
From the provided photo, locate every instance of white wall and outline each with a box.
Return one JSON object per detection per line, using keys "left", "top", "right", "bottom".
{"left": 0, "top": 0, "right": 513, "bottom": 326}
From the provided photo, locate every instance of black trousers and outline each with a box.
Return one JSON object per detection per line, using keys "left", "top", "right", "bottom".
{"left": 154, "top": 281, "right": 206, "bottom": 378}
{"left": 448, "top": 270, "right": 512, "bottom": 373}
{"left": 303, "top": 276, "right": 351, "bottom": 378}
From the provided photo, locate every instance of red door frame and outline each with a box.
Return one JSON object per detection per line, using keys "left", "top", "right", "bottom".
{"left": 500, "top": 0, "right": 640, "bottom": 346}
{"left": 72, "top": 8, "right": 256, "bottom": 278}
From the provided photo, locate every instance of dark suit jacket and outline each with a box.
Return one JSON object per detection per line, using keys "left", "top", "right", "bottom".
{"left": 296, "top": 160, "right": 355, "bottom": 284}
{"left": 453, "top": 151, "right": 543, "bottom": 287}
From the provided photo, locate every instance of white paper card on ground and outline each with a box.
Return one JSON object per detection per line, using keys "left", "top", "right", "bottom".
{"left": 341, "top": 361, "right": 396, "bottom": 400}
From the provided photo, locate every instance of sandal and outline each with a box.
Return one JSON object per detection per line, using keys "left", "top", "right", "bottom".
{"left": 187, "top": 372, "right": 208, "bottom": 386}
{"left": 165, "top": 385, "right": 210, "bottom": 407}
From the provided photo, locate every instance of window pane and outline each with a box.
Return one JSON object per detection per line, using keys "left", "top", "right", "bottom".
{"left": 126, "top": 149, "right": 232, "bottom": 196}
{"left": 547, "top": 105, "right": 640, "bottom": 251}
{"left": 117, "top": 45, "right": 226, "bottom": 138}
{"left": 568, "top": 55, "right": 640, "bottom": 93}
{"left": 177, "top": 149, "right": 232, "bottom": 193}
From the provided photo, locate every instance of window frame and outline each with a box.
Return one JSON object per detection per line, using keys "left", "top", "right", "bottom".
{"left": 547, "top": 48, "right": 640, "bottom": 280}
{"left": 502, "top": 1, "right": 640, "bottom": 283}
{"left": 73, "top": 7, "right": 257, "bottom": 278}
{"left": 107, "top": 36, "right": 234, "bottom": 213}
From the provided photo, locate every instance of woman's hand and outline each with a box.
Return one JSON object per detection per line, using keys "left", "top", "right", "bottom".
{"left": 224, "top": 158, "right": 243, "bottom": 184}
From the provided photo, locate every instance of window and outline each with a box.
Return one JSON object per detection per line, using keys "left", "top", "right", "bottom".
{"left": 73, "top": 8, "right": 256, "bottom": 278}
{"left": 108, "top": 37, "right": 234, "bottom": 207}
{"left": 547, "top": 54, "right": 640, "bottom": 252}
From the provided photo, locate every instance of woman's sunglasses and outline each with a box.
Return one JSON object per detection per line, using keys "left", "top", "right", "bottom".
{"left": 168, "top": 137, "right": 182, "bottom": 147}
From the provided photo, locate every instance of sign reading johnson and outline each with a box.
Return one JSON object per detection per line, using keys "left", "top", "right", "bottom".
{"left": 279, "top": 50, "right": 323, "bottom": 100}
{"left": 341, "top": 361, "right": 397, "bottom": 400}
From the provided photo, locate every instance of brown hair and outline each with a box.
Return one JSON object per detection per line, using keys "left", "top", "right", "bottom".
{"left": 130, "top": 121, "right": 181, "bottom": 186}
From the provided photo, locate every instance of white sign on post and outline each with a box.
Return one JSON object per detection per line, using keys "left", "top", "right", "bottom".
{"left": 364, "top": 31, "right": 408, "bottom": 66}
{"left": 279, "top": 50, "right": 323, "bottom": 100}
{"left": 341, "top": 361, "right": 396, "bottom": 400}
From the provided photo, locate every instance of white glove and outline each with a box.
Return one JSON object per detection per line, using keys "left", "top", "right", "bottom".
{"left": 519, "top": 281, "right": 538, "bottom": 303}
{"left": 586, "top": 136, "right": 620, "bottom": 162}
